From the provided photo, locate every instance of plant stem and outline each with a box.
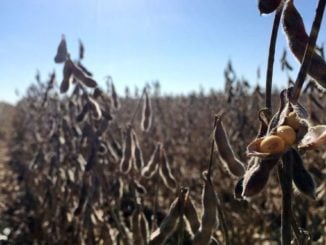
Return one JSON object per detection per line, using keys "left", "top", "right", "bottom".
{"left": 151, "top": 161, "right": 161, "bottom": 232}
{"left": 265, "top": 3, "right": 284, "bottom": 116}
{"left": 130, "top": 88, "right": 146, "bottom": 125}
{"left": 292, "top": 0, "right": 326, "bottom": 102}
{"left": 207, "top": 115, "right": 218, "bottom": 179}
{"left": 110, "top": 207, "right": 131, "bottom": 245}
{"left": 208, "top": 114, "right": 229, "bottom": 244}
{"left": 209, "top": 114, "right": 230, "bottom": 245}
{"left": 177, "top": 188, "right": 187, "bottom": 245}
{"left": 279, "top": 151, "right": 294, "bottom": 245}
{"left": 291, "top": 214, "right": 307, "bottom": 245}
{"left": 216, "top": 199, "right": 230, "bottom": 245}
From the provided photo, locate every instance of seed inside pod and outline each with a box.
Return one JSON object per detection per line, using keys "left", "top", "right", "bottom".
{"left": 276, "top": 125, "right": 296, "bottom": 145}
{"left": 284, "top": 111, "right": 301, "bottom": 130}
{"left": 259, "top": 135, "right": 285, "bottom": 154}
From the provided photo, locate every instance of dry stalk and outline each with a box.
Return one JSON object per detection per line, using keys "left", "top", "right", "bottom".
{"left": 291, "top": 0, "right": 326, "bottom": 101}
{"left": 265, "top": 1, "right": 284, "bottom": 115}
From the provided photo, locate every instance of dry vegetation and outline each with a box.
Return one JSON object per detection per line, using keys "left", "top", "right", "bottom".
{"left": 0, "top": 60, "right": 324, "bottom": 244}
{"left": 0, "top": 102, "right": 15, "bottom": 142}
{"left": 0, "top": 0, "right": 326, "bottom": 244}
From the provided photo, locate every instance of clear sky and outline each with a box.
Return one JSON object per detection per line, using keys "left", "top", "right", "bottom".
{"left": 0, "top": 0, "right": 325, "bottom": 104}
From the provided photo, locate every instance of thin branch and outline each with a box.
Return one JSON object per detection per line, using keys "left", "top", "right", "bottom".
{"left": 279, "top": 151, "right": 294, "bottom": 245}
{"left": 207, "top": 116, "right": 218, "bottom": 179}
{"left": 216, "top": 199, "right": 230, "bottom": 245}
{"left": 130, "top": 88, "right": 146, "bottom": 125}
{"left": 291, "top": 214, "right": 309, "bottom": 245}
{"left": 208, "top": 114, "right": 229, "bottom": 244}
{"left": 265, "top": 3, "right": 284, "bottom": 117}
{"left": 292, "top": 0, "right": 326, "bottom": 101}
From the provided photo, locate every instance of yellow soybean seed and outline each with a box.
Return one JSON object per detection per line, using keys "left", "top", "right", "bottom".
{"left": 285, "top": 111, "right": 301, "bottom": 130}
{"left": 276, "top": 125, "right": 296, "bottom": 145}
{"left": 259, "top": 135, "right": 285, "bottom": 154}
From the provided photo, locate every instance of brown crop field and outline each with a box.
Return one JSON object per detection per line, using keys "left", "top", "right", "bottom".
{"left": 0, "top": 1, "right": 326, "bottom": 244}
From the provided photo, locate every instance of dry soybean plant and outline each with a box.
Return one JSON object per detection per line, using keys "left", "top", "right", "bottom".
{"left": 0, "top": 0, "right": 325, "bottom": 244}
{"left": 215, "top": 0, "right": 326, "bottom": 244}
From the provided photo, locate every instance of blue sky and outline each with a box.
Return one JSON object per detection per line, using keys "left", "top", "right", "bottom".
{"left": 0, "top": 0, "right": 325, "bottom": 104}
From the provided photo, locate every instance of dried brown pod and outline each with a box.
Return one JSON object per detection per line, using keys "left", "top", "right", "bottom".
{"left": 60, "top": 60, "right": 73, "bottom": 93}
{"left": 107, "top": 138, "right": 122, "bottom": 161}
{"left": 42, "top": 72, "right": 56, "bottom": 105}
{"left": 309, "top": 93, "right": 324, "bottom": 110}
{"left": 141, "top": 90, "right": 152, "bottom": 132}
{"left": 242, "top": 158, "right": 279, "bottom": 198}
{"left": 139, "top": 209, "right": 149, "bottom": 244}
{"left": 209, "top": 237, "right": 219, "bottom": 245}
{"left": 76, "top": 103, "right": 90, "bottom": 122}
{"left": 290, "top": 102, "right": 309, "bottom": 121}
{"left": 291, "top": 149, "right": 316, "bottom": 199}
{"left": 77, "top": 154, "right": 87, "bottom": 170}
{"left": 133, "top": 180, "right": 147, "bottom": 195}
{"left": 85, "top": 143, "right": 98, "bottom": 172}
{"left": 141, "top": 143, "right": 161, "bottom": 178}
{"left": 108, "top": 178, "right": 124, "bottom": 200}
{"left": 111, "top": 81, "right": 120, "bottom": 109}
{"left": 79, "top": 39, "right": 84, "bottom": 60}
{"left": 267, "top": 89, "right": 288, "bottom": 133}
{"left": 132, "top": 130, "right": 144, "bottom": 171}
{"left": 102, "top": 109, "right": 113, "bottom": 121}
{"left": 282, "top": 0, "right": 309, "bottom": 54}
{"left": 93, "top": 87, "right": 103, "bottom": 98}
{"left": 98, "top": 141, "right": 108, "bottom": 156}
{"left": 159, "top": 147, "right": 177, "bottom": 191}
{"left": 184, "top": 196, "right": 200, "bottom": 235}
{"left": 72, "top": 82, "right": 81, "bottom": 97}
{"left": 257, "top": 108, "right": 270, "bottom": 138}
{"left": 149, "top": 188, "right": 188, "bottom": 245}
{"left": 131, "top": 208, "right": 143, "bottom": 245}
{"left": 193, "top": 177, "right": 218, "bottom": 245}
{"left": 31, "top": 149, "right": 45, "bottom": 169}
{"left": 54, "top": 35, "right": 68, "bottom": 63}
{"left": 309, "top": 110, "right": 321, "bottom": 124}
{"left": 96, "top": 120, "right": 109, "bottom": 136}
{"left": 69, "top": 61, "right": 97, "bottom": 88}
{"left": 77, "top": 61, "right": 93, "bottom": 77}
{"left": 282, "top": 0, "right": 326, "bottom": 89}
{"left": 298, "top": 125, "right": 326, "bottom": 151}
{"left": 74, "top": 178, "right": 89, "bottom": 216}
{"left": 214, "top": 112, "right": 245, "bottom": 177}
{"left": 120, "top": 125, "right": 134, "bottom": 174}
{"left": 234, "top": 177, "right": 244, "bottom": 200}
{"left": 130, "top": 207, "right": 149, "bottom": 244}
{"left": 99, "top": 224, "right": 114, "bottom": 245}
{"left": 83, "top": 77, "right": 98, "bottom": 88}
{"left": 258, "top": 0, "right": 282, "bottom": 15}
{"left": 82, "top": 123, "right": 96, "bottom": 140}
{"left": 88, "top": 97, "right": 102, "bottom": 120}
